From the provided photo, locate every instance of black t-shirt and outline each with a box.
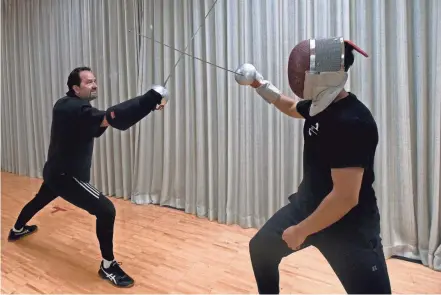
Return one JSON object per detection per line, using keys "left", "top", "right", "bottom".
{"left": 291, "top": 93, "right": 380, "bottom": 229}
{"left": 43, "top": 95, "right": 107, "bottom": 182}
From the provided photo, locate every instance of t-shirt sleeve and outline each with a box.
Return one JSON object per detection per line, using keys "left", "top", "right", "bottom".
{"left": 296, "top": 100, "right": 311, "bottom": 119}
{"left": 326, "top": 120, "right": 374, "bottom": 169}
{"left": 76, "top": 104, "right": 107, "bottom": 139}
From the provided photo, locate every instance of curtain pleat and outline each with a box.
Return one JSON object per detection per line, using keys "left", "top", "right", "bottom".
{"left": 2, "top": 0, "right": 440, "bottom": 271}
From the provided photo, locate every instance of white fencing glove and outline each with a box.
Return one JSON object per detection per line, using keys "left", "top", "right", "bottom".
{"left": 235, "top": 63, "right": 281, "bottom": 104}
{"left": 151, "top": 85, "right": 169, "bottom": 110}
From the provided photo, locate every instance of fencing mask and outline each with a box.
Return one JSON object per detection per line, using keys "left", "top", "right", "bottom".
{"left": 287, "top": 37, "right": 368, "bottom": 116}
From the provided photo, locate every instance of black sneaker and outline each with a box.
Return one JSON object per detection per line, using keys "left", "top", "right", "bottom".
{"left": 7, "top": 225, "right": 38, "bottom": 241}
{"left": 98, "top": 261, "right": 134, "bottom": 288}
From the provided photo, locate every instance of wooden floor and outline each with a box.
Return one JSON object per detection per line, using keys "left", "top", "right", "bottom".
{"left": 1, "top": 172, "right": 440, "bottom": 294}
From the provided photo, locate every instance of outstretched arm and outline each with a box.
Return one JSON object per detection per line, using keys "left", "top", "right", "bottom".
{"left": 250, "top": 80, "right": 303, "bottom": 119}
{"left": 104, "top": 85, "right": 168, "bottom": 131}
{"left": 273, "top": 95, "right": 303, "bottom": 119}
{"left": 76, "top": 86, "right": 168, "bottom": 139}
{"left": 235, "top": 63, "right": 304, "bottom": 119}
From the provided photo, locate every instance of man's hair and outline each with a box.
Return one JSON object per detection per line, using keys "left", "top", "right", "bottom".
{"left": 67, "top": 66, "right": 92, "bottom": 91}
{"left": 344, "top": 42, "right": 355, "bottom": 72}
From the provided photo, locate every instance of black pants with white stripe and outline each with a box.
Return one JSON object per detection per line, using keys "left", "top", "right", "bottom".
{"left": 14, "top": 174, "right": 116, "bottom": 261}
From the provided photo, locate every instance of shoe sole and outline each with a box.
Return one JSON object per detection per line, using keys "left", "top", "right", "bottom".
{"left": 98, "top": 271, "right": 135, "bottom": 288}
{"left": 7, "top": 228, "right": 38, "bottom": 242}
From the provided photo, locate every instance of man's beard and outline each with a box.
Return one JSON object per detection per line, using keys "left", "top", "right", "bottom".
{"left": 85, "top": 91, "right": 98, "bottom": 101}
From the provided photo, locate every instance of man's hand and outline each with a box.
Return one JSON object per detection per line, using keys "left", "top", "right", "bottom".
{"left": 155, "top": 97, "right": 168, "bottom": 111}
{"left": 250, "top": 80, "right": 262, "bottom": 88}
{"left": 282, "top": 225, "right": 308, "bottom": 250}
{"left": 234, "top": 63, "right": 304, "bottom": 118}
{"left": 100, "top": 116, "right": 109, "bottom": 127}
{"left": 234, "top": 63, "right": 281, "bottom": 104}
{"left": 152, "top": 86, "right": 169, "bottom": 111}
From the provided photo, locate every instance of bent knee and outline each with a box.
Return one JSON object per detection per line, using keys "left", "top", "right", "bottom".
{"left": 250, "top": 228, "right": 295, "bottom": 261}
{"left": 96, "top": 196, "right": 116, "bottom": 220}
{"left": 249, "top": 230, "right": 276, "bottom": 256}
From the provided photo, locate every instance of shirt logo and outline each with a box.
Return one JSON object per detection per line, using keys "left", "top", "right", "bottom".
{"left": 308, "top": 122, "right": 319, "bottom": 136}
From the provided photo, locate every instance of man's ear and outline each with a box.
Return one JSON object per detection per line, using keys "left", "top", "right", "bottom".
{"left": 72, "top": 85, "right": 80, "bottom": 94}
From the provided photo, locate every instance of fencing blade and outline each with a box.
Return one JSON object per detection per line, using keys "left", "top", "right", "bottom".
{"left": 163, "top": 0, "right": 219, "bottom": 86}
{"left": 129, "top": 30, "right": 241, "bottom": 77}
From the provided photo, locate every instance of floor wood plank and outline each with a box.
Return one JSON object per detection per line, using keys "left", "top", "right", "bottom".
{"left": 2, "top": 172, "right": 440, "bottom": 293}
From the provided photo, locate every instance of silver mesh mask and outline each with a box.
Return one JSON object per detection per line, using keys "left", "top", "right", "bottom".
{"left": 287, "top": 37, "right": 368, "bottom": 116}
{"left": 309, "top": 37, "right": 345, "bottom": 73}
{"left": 303, "top": 37, "right": 348, "bottom": 116}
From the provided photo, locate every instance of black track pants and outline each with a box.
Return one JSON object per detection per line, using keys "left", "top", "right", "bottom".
{"left": 14, "top": 174, "right": 116, "bottom": 261}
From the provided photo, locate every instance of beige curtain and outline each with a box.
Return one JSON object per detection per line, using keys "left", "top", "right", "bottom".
{"left": 1, "top": 0, "right": 141, "bottom": 198}
{"left": 2, "top": 0, "right": 440, "bottom": 271}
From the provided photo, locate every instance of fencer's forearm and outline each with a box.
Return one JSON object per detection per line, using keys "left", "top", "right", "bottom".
{"left": 297, "top": 190, "right": 357, "bottom": 236}
{"left": 105, "top": 89, "right": 163, "bottom": 130}
{"left": 272, "top": 94, "right": 301, "bottom": 118}
{"left": 234, "top": 65, "right": 303, "bottom": 119}
{"left": 253, "top": 83, "right": 303, "bottom": 119}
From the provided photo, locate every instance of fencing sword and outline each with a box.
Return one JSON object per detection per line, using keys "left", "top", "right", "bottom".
{"left": 129, "top": 30, "right": 240, "bottom": 77}
{"left": 128, "top": 0, "right": 242, "bottom": 85}
{"left": 163, "top": 0, "right": 219, "bottom": 86}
